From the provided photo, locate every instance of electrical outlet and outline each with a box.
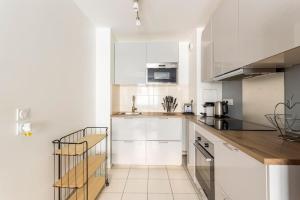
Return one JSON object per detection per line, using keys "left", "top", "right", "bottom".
{"left": 223, "top": 99, "right": 234, "bottom": 106}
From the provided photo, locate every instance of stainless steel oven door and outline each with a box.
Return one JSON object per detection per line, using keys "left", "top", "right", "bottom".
{"left": 194, "top": 142, "right": 215, "bottom": 200}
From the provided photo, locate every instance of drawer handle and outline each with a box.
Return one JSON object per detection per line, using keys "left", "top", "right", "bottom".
{"left": 124, "top": 141, "right": 134, "bottom": 143}
{"left": 223, "top": 143, "right": 239, "bottom": 151}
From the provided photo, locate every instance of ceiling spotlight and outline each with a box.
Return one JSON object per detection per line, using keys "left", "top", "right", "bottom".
{"left": 133, "top": 0, "right": 139, "bottom": 11}
{"left": 136, "top": 15, "right": 141, "bottom": 26}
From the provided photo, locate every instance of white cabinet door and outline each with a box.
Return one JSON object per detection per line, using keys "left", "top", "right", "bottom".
{"left": 146, "top": 42, "right": 179, "bottom": 63}
{"left": 214, "top": 141, "right": 266, "bottom": 200}
{"left": 201, "top": 20, "right": 214, "bottom": 82}
{"left": 112, "top": 117, "right": 146, "bottom": 140}
{"left": 187, "top": 121, "right": 195, "bottom": 179}
{"left": 115, "top": 42, "right": 146, "bottom": 84}
{"left": 146, "top": 141, "right": 182, "bottom": 165}
{"left": 112, "top": 141, "right": 146, "bottom": 165}
{"left": 215, "top": 183, "right": 231, "bottom": 200}
{"left": 212, "top": 0, "right": 239, "bottom": 76}
{"left": 238, "top": 0, "right": 300, "bottom": 67}
{"left": 146, "top": 118, "right": 182, "bottom": 140}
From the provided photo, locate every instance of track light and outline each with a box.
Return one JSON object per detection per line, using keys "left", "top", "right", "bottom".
{"left": 133, "top": 0, "right": 139, "bottom": 11}
{"left": 136, "top": 15, "right": 141, "bottom": 26}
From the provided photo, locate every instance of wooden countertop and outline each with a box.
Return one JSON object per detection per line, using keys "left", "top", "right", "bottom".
{"left": 112, "top": 112, "right": 300, "bottom": 165}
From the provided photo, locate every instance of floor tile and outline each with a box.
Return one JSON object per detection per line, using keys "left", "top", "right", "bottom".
{"left": 167, "top": 169, "right": 188, "bottom": 179}
{"left": 122, "top": 193, "right": 147, "bottom": 200}
{"left": 173, "top": 193, "right": 201, "bottom": 200}
{"left": 148, "top": 165, "right": 166, "bottom": 169}
{"left": 130, "top": 165, "right": 149, "bottom": 169}
{"left": 124, "top": 179, "right": 148, "bottom": 193}
{"left": 148, "top": 180, "right": 172, "bottom": 194}
{"left": 103, "top": 180, "right": 126, "bottom": 193}
{"left": 170, "top": 180, "right": 196, "bottom": 194}
{"left": 109, "top": 168, "right": 129, "bottom": 179}
{"left": 97, "top": 193, "right": 122, "bottom": 200}
{"left": 166, "top": 165, "right": 184, "bottom": 170}
{"left": 148, "top": 193, "right": 173, "bottom": 200}
{"left": 149, "top": 168, "right": 168, "bottom": 179}
{"left": 128, "top": 168, "right": 148, "bottom": 179}
{"left": 112, "top": 165, "right": 131, "bottom": 169}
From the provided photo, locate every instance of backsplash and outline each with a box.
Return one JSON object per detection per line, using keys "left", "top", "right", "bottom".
{"left": 222, "top": 80, "right": 243, "bottom": 119}
{"left": 112, "top": 85, "right": 190, "bottom": 112}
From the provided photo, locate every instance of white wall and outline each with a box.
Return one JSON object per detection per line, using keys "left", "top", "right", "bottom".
{"left": 0, "top": 1, "right": 96, "bottom": 199}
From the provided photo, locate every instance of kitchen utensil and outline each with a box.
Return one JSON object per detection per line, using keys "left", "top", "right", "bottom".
{"left": 203, "top": 102, "right": 215, "bottom": 117}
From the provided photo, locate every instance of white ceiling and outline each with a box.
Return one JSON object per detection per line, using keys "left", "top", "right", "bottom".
{"left": 74, "top": 0, "right": 221, "bottom": 41}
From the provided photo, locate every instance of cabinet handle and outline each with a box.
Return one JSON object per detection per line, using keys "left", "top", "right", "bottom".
{"left": 223, "top": 143, "right": 239, "bottom": 152}
{"left": 159, "top": 141, "right": 169, "bottom": 143}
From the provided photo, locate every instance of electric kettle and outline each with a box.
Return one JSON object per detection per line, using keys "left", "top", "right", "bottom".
{"left": 214, "top": 101, "right": 229, "bottom": 118}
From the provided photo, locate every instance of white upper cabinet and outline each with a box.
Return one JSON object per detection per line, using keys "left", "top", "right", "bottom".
{"left": 212, "top": 0, "right": 239, "bottom": 76}
{"left": 146, "top": 42, "right": 179, "bottom": 63}
{"left": 238, "top": 0, "right": 300, "bottom": 67}
{"left": 114, "top": 42, "right": 146, "bottom": 84}
{"left": 201, "top": 20, "right": 214, "bottom": 82}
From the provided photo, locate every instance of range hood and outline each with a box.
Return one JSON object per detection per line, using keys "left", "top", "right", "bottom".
{"left": 214, "top": 46, "right": 300, "bottom": 81}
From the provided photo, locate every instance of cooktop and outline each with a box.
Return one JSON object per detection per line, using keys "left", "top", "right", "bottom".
{"left": 197, "top": 116, "right": 275, "bottom": 131}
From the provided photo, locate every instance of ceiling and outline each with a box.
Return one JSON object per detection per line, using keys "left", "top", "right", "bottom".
{"left": 74, "top": 0, "right": 221, "bottom": 41}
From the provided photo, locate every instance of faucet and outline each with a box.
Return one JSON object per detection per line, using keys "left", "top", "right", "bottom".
{"left": 131, "top": 95, "right": 138, "bottom": 113}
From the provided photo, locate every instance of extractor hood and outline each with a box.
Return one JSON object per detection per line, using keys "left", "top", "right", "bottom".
{"left": 214, "top": 46, "right": 300, "bottom": 81}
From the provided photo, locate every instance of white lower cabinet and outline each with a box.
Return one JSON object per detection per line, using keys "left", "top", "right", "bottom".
{"left": 146, "top": 141, "right": 182, "bottom": 165}
{"left": 215, "top": 183, "right": 231, "bottom": 200}
{"left": 187, "top": 121, "right": 196, "bottom": 179}
{"left": 112, "top": 141, "right": 146, "bottom": 165}
{"left": 147, "top": 118, "right": 182, "bottom": 140}
{"left": 112, "top": 117, "right": 182, "bottom": 165}
{"left": 214, "top": 141, "right": 266, "bottom": 200}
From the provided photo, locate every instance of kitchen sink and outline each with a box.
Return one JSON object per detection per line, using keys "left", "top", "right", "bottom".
{"left": 118, "top": 112, "right": 143, "bottom": 116}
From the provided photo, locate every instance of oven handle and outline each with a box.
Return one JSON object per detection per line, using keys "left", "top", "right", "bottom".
{"left": 194, "top": 142, "right": 214, "bottom": 162}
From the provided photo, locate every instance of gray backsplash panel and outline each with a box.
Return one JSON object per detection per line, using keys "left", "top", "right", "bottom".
{"left": 285, "top": 65, "right": 300, "bottom": 122}
{"left": 222, "top": 80, "right": 243, "bottom": 119}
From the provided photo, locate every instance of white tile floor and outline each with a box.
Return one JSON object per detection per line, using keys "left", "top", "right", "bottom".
{"left": 98, "top": 165, "right": 202, "bottom": 200}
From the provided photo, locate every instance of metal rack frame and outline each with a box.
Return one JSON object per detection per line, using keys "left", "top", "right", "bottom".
{"left": 52, "top": 127, "right": 109, "bottom": 200}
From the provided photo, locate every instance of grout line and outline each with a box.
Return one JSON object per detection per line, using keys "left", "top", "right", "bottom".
{"left": 147, "top": 165, "right": 149, "bottom": 200}
{"left": 166, "top": 165, "right": 175, "bottom": 200}
{"left": 120, "top": 166, "right": 130, "bottom": 200}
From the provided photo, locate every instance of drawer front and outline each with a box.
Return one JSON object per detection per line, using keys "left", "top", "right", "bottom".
{"left": 112, "top": 118, "right": 146, "bottom": 140}
{"left": 146, "top": 141, "right": 182, "bottom": 165}
{"left": 147, "top": 118, "right": 182, "bottom": 140}
{"left": 112, "top": 141, "right": 146, "bottom": 165}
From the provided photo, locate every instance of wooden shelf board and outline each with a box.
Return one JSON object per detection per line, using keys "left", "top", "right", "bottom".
{"left": 68, "top": 176, "right": 105, "bottom": 200}
{"left": 54, "top": 155, "right": 105, "bottom": 188}
{"left": 55, "top": 134, "right": 106, "bottom": 156}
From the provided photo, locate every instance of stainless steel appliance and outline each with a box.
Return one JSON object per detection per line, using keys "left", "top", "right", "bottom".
{"left": 197, "top": 116, "right": 275, "bottom": 131}
{"left": 194, "top": 132, "right": 214, "bottom": 200}
{"left": 202, "top": 102, "right": 215, "bottom": 117}
{"left": 147, "top": 63, "right": 177, "bottom": 84}
{"left": 214, "top": 101, "right": 228, "bottom": 118}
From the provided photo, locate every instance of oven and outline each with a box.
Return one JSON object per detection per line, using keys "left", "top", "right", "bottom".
{"left": 146, "top": 63, "right": 177, "bottom": 84}
{"left": 194, "top": 132, "right": 215, "bottom": 200}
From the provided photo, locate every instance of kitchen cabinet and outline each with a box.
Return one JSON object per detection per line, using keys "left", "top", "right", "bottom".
{"left": 112, "top": 117, "right": 146, "bottom": 140}
{"left": 187, "top": 121, "right": 196, "bottom": 179}
{"left": 146, "top": 141, "right": 182, "bottom": 165}
{"left": 146, "top": 42, "right": 179, "bottom": 63}
{"left": 114, "top": 42, "right": 146, "bottom": 84}
{"left": 238, "top": 0, "right": 300, "bottom": 67}
{"left": 112, "top": 141, "right": 146, "bottom": 165}
{"left": 214, "top": 141, "right": 266, "bottom": 200}
{"left": 147, "top": 118, "right": 182, "bottom": 140}
{"left": 212, "top": 0, "right": 239, "bottom": 77}
{"left": 112, "top": 117, "right": 182, "bottom": 165}
{"left": 201, "top": 20, "right": 214, "bottom": 82}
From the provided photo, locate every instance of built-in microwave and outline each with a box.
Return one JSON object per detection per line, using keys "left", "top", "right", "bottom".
{"left": 146, "top": 63, "right": 178, "bottom": 84}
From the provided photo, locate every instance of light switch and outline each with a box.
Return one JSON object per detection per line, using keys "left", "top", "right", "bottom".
{"left": 16, "top": 108, "right": 32, "bottom": 136}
